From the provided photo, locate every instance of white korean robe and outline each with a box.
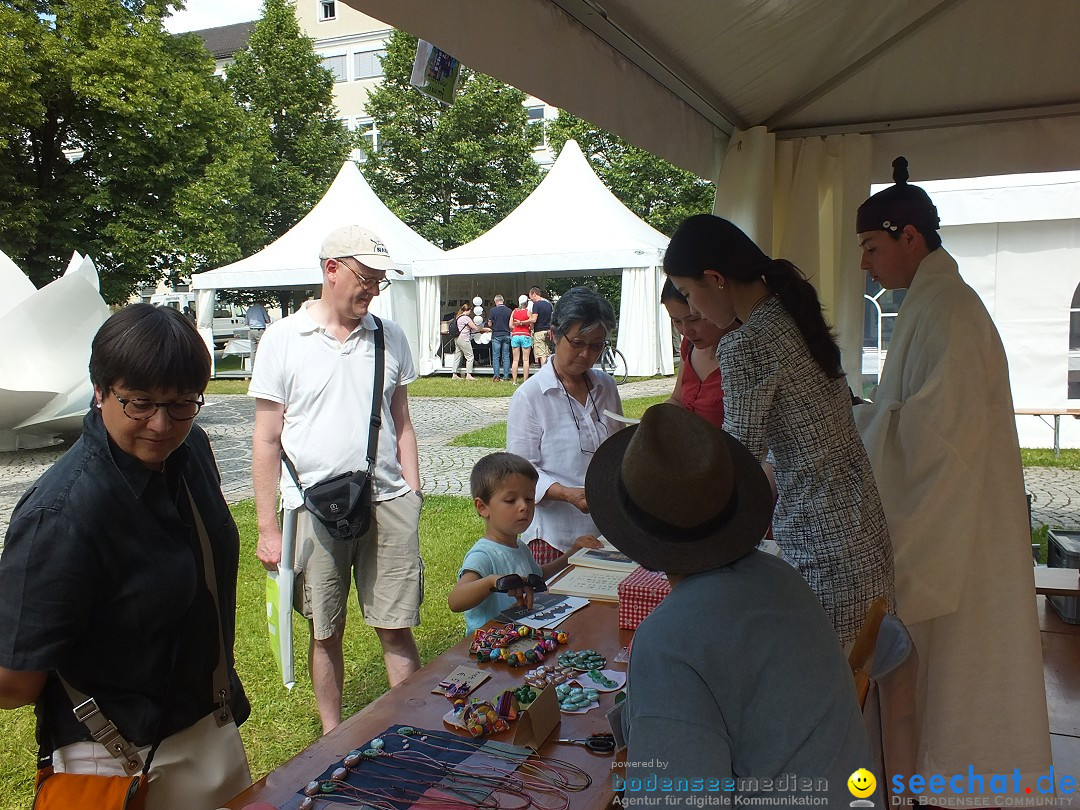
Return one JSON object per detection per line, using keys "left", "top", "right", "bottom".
{"left": 854, "top": 248, "right": 1052, "bottom": 780}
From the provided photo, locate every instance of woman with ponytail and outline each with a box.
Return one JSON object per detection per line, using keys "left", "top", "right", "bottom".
{"left": 664, "top": 215, "right": 893, "bottom": 645}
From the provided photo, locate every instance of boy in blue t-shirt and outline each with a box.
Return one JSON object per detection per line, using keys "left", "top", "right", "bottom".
{"left": 449, "top": 453, "right": 599, "bottom": 634}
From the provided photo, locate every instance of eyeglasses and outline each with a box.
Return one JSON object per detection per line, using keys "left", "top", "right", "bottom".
{"left": 490, "top": 573, "right": 548, "bottom": 594}
{"left": 563, "top": 337, "right": 607, "bottom": 353}
{"left": 111, "top": 390, "right": 204, "bottom": 421}
{"left": 337, "top": 258, "right": 392, "bottom": 292}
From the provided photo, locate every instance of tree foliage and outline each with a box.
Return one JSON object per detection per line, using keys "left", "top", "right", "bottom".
{"left": 360, "top": 30, "right": 542, "bottom": 249}
{"left": 0, "top": 0, "right": 274, "bottom": 302}
{"left": 546, "top": 113, "right": 714, "bottom": 236}
{"left": 225, "top": 0, "right": 355, "bottom": 239}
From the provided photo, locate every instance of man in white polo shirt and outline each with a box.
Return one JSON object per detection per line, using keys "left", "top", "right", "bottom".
{"left": 249, "top": 225, "right": 424, "bottom": 734}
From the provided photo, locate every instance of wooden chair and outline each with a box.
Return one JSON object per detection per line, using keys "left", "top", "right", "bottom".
{"left": 850, "top": 600, "right": 920, "bottom": 793}
{"left": 849, "top": 597, "right": 888, "bottom": 708}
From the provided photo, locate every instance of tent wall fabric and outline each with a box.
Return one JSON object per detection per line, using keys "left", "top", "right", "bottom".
{"left": 413, "top": 140, "right": 674, "bottom": 377}
{"left": 191, "top": 161, "right": 441, "bottom": 371}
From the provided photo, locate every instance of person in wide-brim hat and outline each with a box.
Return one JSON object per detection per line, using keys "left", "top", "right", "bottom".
{"left": 589, "top": 403, "right": 875, "bottom": 806}
{"left": 585, "top": 403, "right": 772, "bottom": 574}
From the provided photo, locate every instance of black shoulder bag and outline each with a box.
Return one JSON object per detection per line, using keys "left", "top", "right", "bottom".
{"left": 281, "top": 316, "right": 385, "bottom": 540}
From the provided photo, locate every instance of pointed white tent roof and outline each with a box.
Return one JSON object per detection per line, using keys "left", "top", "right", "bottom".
{"left": 412, "top": 140, "right": 668, "bottom": 277}
{"left": 191, "top": 161, "right": 443, "bottom": 290}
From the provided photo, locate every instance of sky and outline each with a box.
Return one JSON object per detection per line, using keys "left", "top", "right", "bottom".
{"left": 163, "top": 0, "right": 264, "bottom": 33}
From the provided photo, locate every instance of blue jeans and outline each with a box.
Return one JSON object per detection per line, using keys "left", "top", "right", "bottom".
{"left": 491, "top": 335, "right": 511, "bottom": 379}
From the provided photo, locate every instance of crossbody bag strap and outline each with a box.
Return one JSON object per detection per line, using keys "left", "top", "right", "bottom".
{"left": 366, "top": 316, "right": 385, "bottom": 476}
{"left": 45, "top": 676, "right": 145, "bottom": 775}
{"left": 182, "top": 478, "right": 233, "bottom": 728}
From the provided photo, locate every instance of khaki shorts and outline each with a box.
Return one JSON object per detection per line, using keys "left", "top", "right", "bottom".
{"left": 532, "top": 330, "right": 552, "bottom": 359}
{"left": 294, "top": 491, "right": 424, "bottom": 638}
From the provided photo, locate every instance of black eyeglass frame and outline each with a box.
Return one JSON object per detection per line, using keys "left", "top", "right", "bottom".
{"left": 111, "top": 390, "right": 205, "bottom": 421}
{"left": 335, "top": 257, "right": 392, "bottom": 292}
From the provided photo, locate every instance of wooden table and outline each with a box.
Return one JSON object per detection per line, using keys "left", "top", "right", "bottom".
{"left": 225, "top": 602, "right": 632, "bottom": 809}
{"left": 1035, "top": 566, "right": 1080, "bottom": 598}
{"left": 1015, "top": 408, "right": 1080, "bottom": 456}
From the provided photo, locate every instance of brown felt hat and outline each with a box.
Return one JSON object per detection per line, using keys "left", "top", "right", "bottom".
{"left": 585, "top": 404, "right": 773, "bottom": 575}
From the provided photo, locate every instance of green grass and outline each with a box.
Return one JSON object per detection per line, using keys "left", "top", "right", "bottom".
{"left": 1033, "top": 523, "right": 1050, "bottom": 564}
{"left": 1021, "top": 448, "right": 1080, "bottom": 470}
{"left": 0, "top": 495, "right": 483, "bottom": 810}
{"left": 449, "top": 393, "right": 671, "bottom": 448}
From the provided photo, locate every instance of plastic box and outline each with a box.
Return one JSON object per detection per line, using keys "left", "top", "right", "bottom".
{"left": 1047, "top": 529, "right": 1080, "bottom": 624}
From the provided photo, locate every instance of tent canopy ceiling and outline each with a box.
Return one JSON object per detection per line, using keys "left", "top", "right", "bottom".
{"left": 345, "top": 0, "right": 1080, "bottom": 181}
{"left": 413, "top": 139, "right": 668, "bottom": 277}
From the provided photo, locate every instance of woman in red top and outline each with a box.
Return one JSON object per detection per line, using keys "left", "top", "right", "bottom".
{"left": 662, "top": 279, "right": 734, "bottom": 428}
{"left": 509, "top": 295, "right": 534, "bottom": 384}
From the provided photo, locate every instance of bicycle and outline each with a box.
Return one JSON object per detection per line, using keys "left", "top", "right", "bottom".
{"left": 599, "top": 344, "right": 628, "bottom": 384}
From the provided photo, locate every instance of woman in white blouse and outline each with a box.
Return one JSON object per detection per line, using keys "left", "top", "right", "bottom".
{"left": 506, "top": 287, "right": 625, "bottom": 565}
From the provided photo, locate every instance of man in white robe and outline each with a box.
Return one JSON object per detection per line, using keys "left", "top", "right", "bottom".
{"left": 853, "top": 158, "right": 1052, "bottom": 790}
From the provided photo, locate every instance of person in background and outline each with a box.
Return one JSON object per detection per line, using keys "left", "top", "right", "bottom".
{"left": 487, "top": 294, "right": 513, "bottom": 381}
{"left": 250, "top": 225, "right": 423, "bottom": 735}
{"left": 664, "top": 214, "right": 893, "bottom": 645}
{"left": 245, "top": 301, "right": 271, "bottom": 365}
{"left": 662, "top": 278, "right": 734, "bottom": 429}
{"left": 451, "top": 302, "right": 488, "bottom": 380}
{"left": 507, "top": 286, "right": 624, "bottom": 566}
{"left": 853, "top": 158, "right": 1051, "bottom": 788}
{"left": 0, "top": 304, "right": 251, "bottom": 809}
{"left": 509, "top": 294, "right": 534, "bottom": 384}
{"left": 587, "top": 405, "right": 874, "bottom": 807}
{"left": 528, "top": 286, "right": 554, "bottom": 366}
{"left": 449, "top": 453, "right": 599, "bottom": 634}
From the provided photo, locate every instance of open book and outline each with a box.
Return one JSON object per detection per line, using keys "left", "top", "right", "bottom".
{"left": 567, "top": 545, "right": 636, "bottom": 573}
{"left": 547, "top": 566, "right": 628, "bottom": 601}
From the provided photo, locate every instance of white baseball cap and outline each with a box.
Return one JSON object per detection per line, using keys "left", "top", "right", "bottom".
{"left": 319, "top": 225, "right": 402, "bottom": 274}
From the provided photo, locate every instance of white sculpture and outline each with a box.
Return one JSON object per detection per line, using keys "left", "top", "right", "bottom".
{"left": 473, "top": 305, "right": 484, "bottom": 316}
{"left": 0, "top": 249, "right": 110, "bottom": 450}
{"left": 472, "top": 296, "right": 483, "bottom": 306}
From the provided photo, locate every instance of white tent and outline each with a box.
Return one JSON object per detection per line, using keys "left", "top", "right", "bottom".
{"left": 345, "top": 0, "right": 1080, "bottom": 385}
{"left": 923, "top": 172, "right": 1080, "bottom": 448}
{"left": 412, "top": 140, "right": 673, "bottom": 377}
{"left": 191, "top": 161, "right": 443, "bottom": 369}
{"left": 0, "top": 250, "right": 109, "bottom": 449}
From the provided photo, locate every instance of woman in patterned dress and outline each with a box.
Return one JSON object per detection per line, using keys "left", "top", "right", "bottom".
{"left": 663, "top": 214, "right": 894, "bottom": 645}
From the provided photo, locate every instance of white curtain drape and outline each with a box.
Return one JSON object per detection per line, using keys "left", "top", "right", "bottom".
{"left": 416, "top": 276, "right": 442, "bottom": 376}
{"left": 616, "top": 264, "right": 675, "bottom": 377}
{"left": 195, "top": 289, "right": 217, "bottom": 377}
{"left": 713, "top": 126, "right": 872, "bottom": 387}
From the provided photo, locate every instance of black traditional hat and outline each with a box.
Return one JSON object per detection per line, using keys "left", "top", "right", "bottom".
{"left": 856, "top": 157, "right": 940, "bottom": 234}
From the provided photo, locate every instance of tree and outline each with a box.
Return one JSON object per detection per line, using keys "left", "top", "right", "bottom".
{"left": 546, "top": 113, "right": 714, "bottom": 237}
{"left": 360, "top": 30, "right": 542, "bottom": 249}
{"left": 225, "top": 0, "right": 356, "bottom": 240}
{"left": 0, "top": 0, "right": 274, "bottom": 303}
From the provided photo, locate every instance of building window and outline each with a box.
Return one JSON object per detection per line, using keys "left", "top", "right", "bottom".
{"left": 1069, "top": 283, "right": 1080, "bottom": 399}
{"left": 319, "top": 0, "right": 336, "bottom": 21}
{"left": 357, "top": 118, "right": 379, "bottom": 156}
{"left": 322, "top": 54, "right": 347, "bottom": 83}
{"left": 863, "top": 276, "right": 906, "bottom": 384}
{"left": 354, "top": 50, "right": 386, "bottom": 80}
{"left": 527, "top": 105, "right": 547, "bottom": 148}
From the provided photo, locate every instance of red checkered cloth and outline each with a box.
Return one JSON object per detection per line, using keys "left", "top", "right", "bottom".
{"left": 527, "top": 538, "right": 563, "bottom": 567}
{"left": 617, "top": 566, "right": 672, "bottom": 630}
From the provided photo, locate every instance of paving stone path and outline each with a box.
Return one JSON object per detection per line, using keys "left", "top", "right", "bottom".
{"left": 1, "top": 375, "right": 1075, "bottom": 537}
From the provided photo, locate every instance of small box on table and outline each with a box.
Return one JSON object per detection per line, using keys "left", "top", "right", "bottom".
{"left": 617, "top": 566, "right": 671, "bottom": 630}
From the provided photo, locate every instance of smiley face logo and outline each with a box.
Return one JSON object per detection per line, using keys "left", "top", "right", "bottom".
{"left": 848, "top": 768, "right": 877, "bottom": 799}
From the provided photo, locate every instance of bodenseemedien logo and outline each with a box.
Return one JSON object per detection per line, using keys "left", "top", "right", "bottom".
{"left": 848, "top": 768, "right": 877, "bottom": 807}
